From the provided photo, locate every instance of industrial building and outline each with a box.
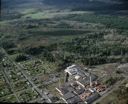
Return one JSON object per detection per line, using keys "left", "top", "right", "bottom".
{"left": 56, "top": 64, "right": 106, "bottom": 104}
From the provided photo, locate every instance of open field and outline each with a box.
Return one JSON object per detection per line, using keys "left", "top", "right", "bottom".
{"left": 22, "top": 11, "right": 92, "bottom": 19}
{"left": 97, "top": 79, "right": 128, "bottom": 104}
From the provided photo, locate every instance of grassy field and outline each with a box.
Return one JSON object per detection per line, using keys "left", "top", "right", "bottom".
{"left": 98, "top": 79, "right": 128, "bottom": 104}
{"left": 21, "top": 9, "right": 93, "bottom": 19}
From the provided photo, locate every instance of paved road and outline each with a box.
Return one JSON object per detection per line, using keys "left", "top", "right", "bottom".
{"left": 1, "top": 48, "right": 52, "bottom": 103}
{"left": 18, "top": 63, "right": 52, "bottom": 103}
{"left": 1, "top": 66, "right": 20, "bottom": 102}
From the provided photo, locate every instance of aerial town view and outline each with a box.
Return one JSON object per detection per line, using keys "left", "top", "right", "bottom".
{"left": 0, "top": 0, "right": 128, "bottom": 104}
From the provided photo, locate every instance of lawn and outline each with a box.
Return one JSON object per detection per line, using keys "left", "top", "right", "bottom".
{"left": 18, "top": 89, "right": 39, "bottom": 102}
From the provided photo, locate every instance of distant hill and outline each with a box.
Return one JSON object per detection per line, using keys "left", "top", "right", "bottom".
{"left": 1, "top": 0, "right": 41, "bottom": 8}
{"left": 1, "top": 0, "right": 128, "bottom": 12}
{"left": 43, "top": 0, "right": 128, "bottom": 10}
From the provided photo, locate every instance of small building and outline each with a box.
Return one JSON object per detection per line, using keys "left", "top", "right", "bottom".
{"left": 76, "top": 73, "right": 97, "bottom": 88}
{"left": 63, "top": 92, "right": 75, "bottom": 100}
{"left": 66, "top": 95, "right": 83, "bottom": 103}
{"left": 64, "top": 64, "right": 89, "bottom": 82}
{"left": 85, "top": 92, "right": 100, "bottom": 104}
{"left": 79, "top": 90, "right": 92, "bottom": 101}
{"left": 65, "top": 64, "right": 87, "bottom": 77}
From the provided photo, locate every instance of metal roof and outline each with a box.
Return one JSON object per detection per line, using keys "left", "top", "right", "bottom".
{"left": 63, "top": 92, "right": 75, "bottom": 100}
{"left": 67, "top": 95, "right": 83, "bottom": 103}
{"left": 86, "top": 93, "right": 100, "bottom": 104}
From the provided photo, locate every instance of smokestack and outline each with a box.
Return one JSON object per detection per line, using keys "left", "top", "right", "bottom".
{"left": 65, "top": 72, "right": 69, "bottom": 83}
{"left": 90, "top": 73, "right": 92, "bottom": 87}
